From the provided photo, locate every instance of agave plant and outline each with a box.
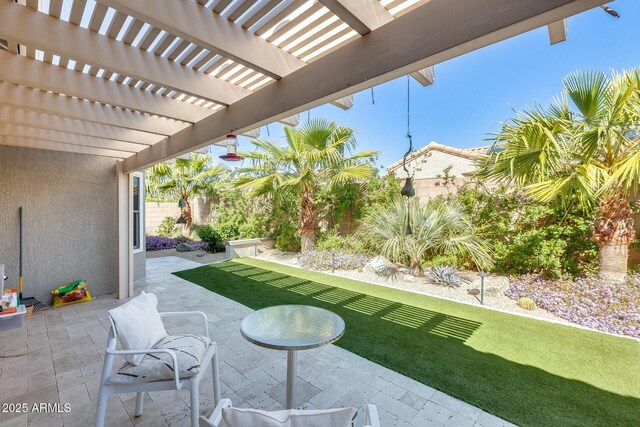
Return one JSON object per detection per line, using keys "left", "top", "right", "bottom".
{"left": 358, "top": 199, "right": 493, "bottom": 276}
{"left": 429, "top": 265, "right": 466, "bottom": 287}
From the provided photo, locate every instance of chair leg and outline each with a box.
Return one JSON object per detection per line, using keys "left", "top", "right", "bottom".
{"left": 190, "top": 380, "right": 200, "bottom": 427}
{"left": 135, "top": 392, "right": 145, "bottom": 417}
{"left": 212, "top": 348, "right": 220, "bottom": 406}
{"left": 95, "top": 387, "right": 110, "bottom": 427}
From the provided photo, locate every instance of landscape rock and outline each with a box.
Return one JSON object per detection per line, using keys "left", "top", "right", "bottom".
{"left": 176, "top": 243, "right": 196, "bottom": 252}
{"left": 365, "top": 255, "right": 399, "bottom": 278}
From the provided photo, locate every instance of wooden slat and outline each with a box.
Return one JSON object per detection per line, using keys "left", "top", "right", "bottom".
{"left": 70, "top": 0, "right": 88, "bottom": 25}
{"left": 228, "top": 0, "right": 255, "bottom": 21}
{"left": 180, "top": 47, "right": 206, "bottom": 66}
{"left": 214, "top": 0, "right": 235, "bottom": 14}
{"left": 0, "top": 106, "right": 162, "bottom": 145}
{"left": 48, "top": 0, "right": 64, "bottom": 18}
{"left": 138, "top": 27, "right": 162, "bottom": 50}
{"left": 167, "top": 40, "right": 191, "bottom": 61}
{"left": 0, "top": 136, "right": 132, "bottom": 158}
{"left": 267, "top": 2, "right": 324, "bottom": 42}
{"left": 123, "top": 19, "right": 145, "bottom": 45}
{"left": 107, "top": 11, "right": 129, "bottom": 39}
{"left": 89, "top": 4, "right": 110, "bottom": 32}
{"left": 254, "top": 0, "right": 307, "bottom": 36}
{"left": 242, "top": 0, "right": 281, "bottom": 29}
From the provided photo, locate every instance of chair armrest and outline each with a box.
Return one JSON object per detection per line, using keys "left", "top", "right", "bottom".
{"left": 106, "top": 347, "right": 181, "bottom": 389}
{"left": 199, "top": 398, "right": 232, "bottom": 427}
{"left": 160, "top": 311, "right": 209, "bottom": 336}
{"left": 365, "top": 404, "right": 380, "bottom": 427}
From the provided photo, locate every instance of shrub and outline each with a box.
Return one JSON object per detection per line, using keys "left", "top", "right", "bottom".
{"left": 517, "top": 297, "right": 537, "bottom": 310}
{"left": 298, "top": 250, "right": 369, "bottom": 271}
{"left": 157, "top": 216, "right": 177, "bottom": 237}
{"left": 273, "top": 220, "right": 301, "bottom": 252}
{"left": 451, "top": 185, "right": 598, "bottom": 278}
{"left": 195, "top": 225, "right": 224, "bottom": 252}
{"left": 316, "top": 229, "right": 368, "bottom": 254}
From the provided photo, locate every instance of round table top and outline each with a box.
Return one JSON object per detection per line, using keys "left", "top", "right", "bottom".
{"left": 240, "top": 305, "right": 345, "bottom": 351}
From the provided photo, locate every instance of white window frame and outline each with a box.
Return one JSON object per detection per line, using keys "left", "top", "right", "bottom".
{"left": 132, "top": 172, "right": 144, "bottom": 254}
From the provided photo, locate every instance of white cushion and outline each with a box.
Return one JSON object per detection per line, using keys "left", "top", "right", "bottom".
{"left": 108, "top": 292, "right": 167, "bottom": 366}
{"left": 108, "top": 334, "right": 212, "bottom": 384}
{"left": 220, "top": 407, "right": 355, "bottom": 427}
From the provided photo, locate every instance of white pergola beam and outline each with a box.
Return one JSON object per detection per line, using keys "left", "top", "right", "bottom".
{"left": 331, "top": 95, "right": 354, "bottom": 110}
{"left": 411, "top": 66, "right": 435, "bottom": 87}
{"left": 96, "top": 0, "right": 305, "bottom": 80}
{"left": 0, "top": 135, "right": 131, "bottom": 158}
{"left": 0, "top": 82, "right": 188, "bottom": 135}
{"left": 319, "top": 0, "right": 392, "bottom": 35}
{"left": 0, "top": 51, "right": 213, "bottom": 123}
{"left": 0, "top": 0, "right": 250, "bottom": 105}
{"left": 125, "top": 0, "right": 605, "bottom": 172}
{"left": 0, "top": 123, "right": 147, "bottom": 153}
{"left": 320, "top": 1, "right": 434, "bottom": 87}
{"left": 0, "top": 106, "right": 162, "bottom": 145}
{"left": 547, "top": 19, "right": 567, "bottom": 44}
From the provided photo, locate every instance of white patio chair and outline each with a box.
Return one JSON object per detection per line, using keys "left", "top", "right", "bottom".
{"left": 95, "top": 293, "right": 220, "bottom": 427}
{"left": 199, "top": 399, "right": 381, "bottom": 427}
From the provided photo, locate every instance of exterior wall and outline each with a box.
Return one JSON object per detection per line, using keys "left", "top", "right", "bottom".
{"left": 0, "top": 145, "right": 118, "bottom": 304}
{"left": 145, "top": 202, "right": 181, "bottom": 235}
{"left": 396, "top": 150, "right": 477, "bottom": 180}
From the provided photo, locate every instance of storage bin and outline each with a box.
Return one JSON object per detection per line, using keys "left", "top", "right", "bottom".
{"left": 0, "top": 305, "right": 26, "bottom": 331}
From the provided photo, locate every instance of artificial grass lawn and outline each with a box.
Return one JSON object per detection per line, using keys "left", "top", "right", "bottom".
{"left": 174, "top": 258, "right": 640, "bottom": 426}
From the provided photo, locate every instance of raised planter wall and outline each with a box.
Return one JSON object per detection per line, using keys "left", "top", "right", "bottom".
{"left": 226, "top": 238, "right": 275, "bottom": 259}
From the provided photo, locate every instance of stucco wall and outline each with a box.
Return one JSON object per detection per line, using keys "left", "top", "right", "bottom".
{"left": 0, "top": 145, "right": 118, "bottom": 304}
{"left": 399, "top": 150, "right": 477, "bottom": 179}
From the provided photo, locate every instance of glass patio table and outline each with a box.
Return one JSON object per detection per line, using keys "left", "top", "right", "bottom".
{"left": 240, "top": 305, "right": 345, "bottom": 409}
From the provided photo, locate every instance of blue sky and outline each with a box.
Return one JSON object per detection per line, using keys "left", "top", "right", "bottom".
{"left": 224, "top": 1, "right": 640, "bottom": 170}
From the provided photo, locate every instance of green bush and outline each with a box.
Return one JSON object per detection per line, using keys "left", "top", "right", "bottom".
{"left": 157, "top": 216, "right": 177, "bottom": 237}
{"left": 517, "top": 297, "right": 537, "bottom": 310}
{"left": 448, "top": 184, "right": 598, "bottom": 278}
{"left": 195, "top": 225, "right": 224, "bottom": 252}
{"left": 274, "top": 220, "right": 300, "bottom": 252}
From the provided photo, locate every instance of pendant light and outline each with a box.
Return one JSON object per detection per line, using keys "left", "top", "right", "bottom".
{"left": 401, "top": 76, "right": 415, "bottom": 235}
{"left": 219, "top": 134, "right": 244, "bottom": 161}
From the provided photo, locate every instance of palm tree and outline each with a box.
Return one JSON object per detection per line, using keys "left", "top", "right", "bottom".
{"left": 480, "top": 69, "right": 640, "bottom": 282}
{"left": 359, "top": 199, "right": 493, "bottom": 276}
{"left": 236, "top": 119, "right": 378, "bottom": 253}
{"left": 147, "top": 154, "right": 227, "bottom": 232}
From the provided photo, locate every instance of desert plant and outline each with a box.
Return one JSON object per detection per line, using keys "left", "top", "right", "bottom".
{"left": 358, "top": 199, "right": 493, "bottom": 276}
{"left": 517, "top": 297, "right": 537, "bottom": 311}
{"left": 157, "top": 216, "right": 177, "bottom": 237}
{"left": 429, "top": 265, "right": 466, "bottom": 287}
{"left": 480, "top": 69, "right": 640, "bottom": 282}
{"left": 235, "top": 119, "right": 378, "bottom": 253}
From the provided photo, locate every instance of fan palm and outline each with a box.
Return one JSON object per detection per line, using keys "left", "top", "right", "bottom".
{"left": 147, "top": 154, "right": 227, "bottom": 231}
{"left": 480, "top": 68, "right": 640, "bottom": 281}
{"left": 235, "top": 119, "right": 378, "bottom": 253}
{"left": 359, "top": 199, "right": 493, "bottom": 276}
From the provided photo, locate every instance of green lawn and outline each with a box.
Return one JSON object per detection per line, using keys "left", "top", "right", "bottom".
{"left": 174, "top": 258, "right": 640, "bottom": 426}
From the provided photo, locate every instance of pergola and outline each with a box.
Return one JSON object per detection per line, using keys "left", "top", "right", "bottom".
{"left": 0, "top": 0, "right": 605, "bottom": 296}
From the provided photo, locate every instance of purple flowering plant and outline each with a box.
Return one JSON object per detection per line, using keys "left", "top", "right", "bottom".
{"left": 506, "top": 274, "right": 640, "bottom": 338}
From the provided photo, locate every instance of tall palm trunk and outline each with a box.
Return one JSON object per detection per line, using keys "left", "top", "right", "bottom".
{"left": 592, "top": 194, "right": 635, "bottom": 282}
{"left": 299, "top": 186, "right": 317, "bottom": 253}
{"left": 182, "top": 196, "right": 193, "bottom": 237}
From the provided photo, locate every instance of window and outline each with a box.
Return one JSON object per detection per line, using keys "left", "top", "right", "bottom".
{"left": 132, "top": 174, "right": 142, "bottom": 251}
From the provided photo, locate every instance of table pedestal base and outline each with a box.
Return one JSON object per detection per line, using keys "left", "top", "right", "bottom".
{"left": 286, "top": 349, "right": 297, "bottom": 409}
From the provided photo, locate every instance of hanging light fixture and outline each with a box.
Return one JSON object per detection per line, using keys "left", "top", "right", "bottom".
{"left": 401, "top": 76, "right": 415, "bottom": 235}
{"left": 219, "top": 134, "right": 244, "bottom": 161}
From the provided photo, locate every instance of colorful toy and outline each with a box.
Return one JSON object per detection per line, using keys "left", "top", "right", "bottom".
{"left": 52, "top": 279, "right": 92, "bottom": 307}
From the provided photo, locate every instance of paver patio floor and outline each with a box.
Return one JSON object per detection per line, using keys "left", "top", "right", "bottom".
{"left": 0, "top": 257, "right": 513, "bottom": 427}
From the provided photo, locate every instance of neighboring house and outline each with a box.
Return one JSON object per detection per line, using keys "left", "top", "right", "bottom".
{"left": 387, "top": 142, "right": 490, "bottom": 200}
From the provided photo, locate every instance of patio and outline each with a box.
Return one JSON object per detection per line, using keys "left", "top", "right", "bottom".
{"left": 0, "top": 257, "right": 513, "bottom": 427}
